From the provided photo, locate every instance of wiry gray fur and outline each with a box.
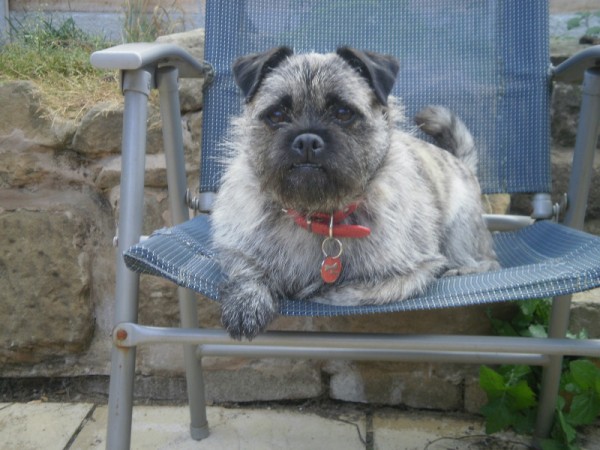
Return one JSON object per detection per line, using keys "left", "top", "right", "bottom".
{"left": 211, "top": 47, "right": 499, "bottom": 340}
{"left": 415, "top": 105, "right": 478, "bottom": 176}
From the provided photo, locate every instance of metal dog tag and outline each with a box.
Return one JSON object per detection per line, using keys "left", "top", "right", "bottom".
{"left": 321, "top": 255, "right": 342, "bottom": 283}
{"left": 321, "top": 237, "right": 343, "bottom": 284}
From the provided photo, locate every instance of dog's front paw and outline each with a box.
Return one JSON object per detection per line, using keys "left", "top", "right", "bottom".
{"left": 220, "top": 280, "right": 277, "bottom": 341}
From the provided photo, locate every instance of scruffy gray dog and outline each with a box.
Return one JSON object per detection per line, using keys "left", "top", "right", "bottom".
{"left": 211, "top": 47, "right": 499, "bottom": 340}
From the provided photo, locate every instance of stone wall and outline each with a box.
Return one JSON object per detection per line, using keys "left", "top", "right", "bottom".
{"left": 0, "top": 29, "right": 205, "bottom": 381}
{"left": 1, "top": 28, "right": 600, "bottom": 413}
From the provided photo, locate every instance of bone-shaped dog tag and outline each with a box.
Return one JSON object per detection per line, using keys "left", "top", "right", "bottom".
{"left": 321, "top": 237, "right": 343, "bottom": 284}
{"left": 321, "top": 255, "right": 342, "bottom": 283}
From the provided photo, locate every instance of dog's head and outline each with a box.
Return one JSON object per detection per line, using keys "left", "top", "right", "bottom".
{"left": 232, "top": 47, "right": 400, "bottom": 213}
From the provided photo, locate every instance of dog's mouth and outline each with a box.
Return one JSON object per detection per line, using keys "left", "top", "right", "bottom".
{"left": 290, "top": 163, "right": 325, "bottom": 171}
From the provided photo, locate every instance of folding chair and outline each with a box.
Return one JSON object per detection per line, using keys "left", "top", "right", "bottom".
{"left": 91, "top": 1, "right": 600, "bottom": 448}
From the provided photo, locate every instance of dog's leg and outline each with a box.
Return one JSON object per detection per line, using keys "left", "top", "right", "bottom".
{"left": 220, "top": 278, "right": 277, "bottom": 340}
{"left": 219, "top": 254, "right": 278, "bottom": 340}
{"left": 442, "top": 260, "right": 500, "bottom": 277}
{"left": 441, "top": 214, "right": 500, "bottom": 277}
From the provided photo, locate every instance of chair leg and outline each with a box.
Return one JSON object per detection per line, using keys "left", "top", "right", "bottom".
{"left": 156, "top": 67, "right": 210, "bottom": 440}
{"left": 106, "top": 344, "right": 137, "bottom": 449}
{"left": 533, "top": 294, "right": 573, "bottom": 446}
{"left": 178, "top": 287, "right": 210, "bottom": 440}
{"left": 105, "top": 68, "right": 152, "bottom": 450}
{"left": 106, "top": 244, "right": 143, "bottom": 450}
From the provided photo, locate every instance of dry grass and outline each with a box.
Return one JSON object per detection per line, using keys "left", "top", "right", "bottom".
{"left": 0, "top": 59, "right": 122, "bottom": 121}
{"left": 0, "top": 16, "right": 122, "bottom": 120}
{"left": 0, "top": 6, "right": 186, "bottom": 121}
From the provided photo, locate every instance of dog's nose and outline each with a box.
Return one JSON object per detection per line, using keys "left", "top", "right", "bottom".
{"left": 291, "top": 133, "right": 325, "bottom": 161}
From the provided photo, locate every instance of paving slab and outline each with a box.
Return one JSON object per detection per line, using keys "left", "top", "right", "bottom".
{"left": 372, "top": 409, "right": 531, "bottom": 450}
{"left": 3, "top": 401, "right": 598, "bottom": 450}
{"left": 72, "top": 405, "right": 367, "bottom": 450}
{"left": 0, "top": 402, "right": 93, "bottom": 450}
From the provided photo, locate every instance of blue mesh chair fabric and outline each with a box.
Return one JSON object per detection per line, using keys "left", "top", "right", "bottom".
{"left": 124, "top": 0, "right": 600, "bottom": 316}
{"left": 124, "top": 216, "right": 600, "bottom": 316}
{"left": 201, "top": 0, "right": 551, "bottom": 195}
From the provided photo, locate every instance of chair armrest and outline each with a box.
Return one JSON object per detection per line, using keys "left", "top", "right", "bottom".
{"left": 552, "top": 45, "right": 600, "bottom": 84}
{"left": 90, "top": 43, "right": 213, "bottom": 79}
{"left": 484, "top": 214, "right": 534, "bottom": 232}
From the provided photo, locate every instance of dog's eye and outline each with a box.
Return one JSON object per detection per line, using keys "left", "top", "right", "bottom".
{"left": 332, "top": 105, "right": 355, "bottom": 123}
{"left": 265, "top": 108, "right": 290, "bottom": 126}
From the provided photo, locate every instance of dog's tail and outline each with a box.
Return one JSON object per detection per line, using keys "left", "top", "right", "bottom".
{"left": 415, "top": 106, "right": 478, "bottom": 175}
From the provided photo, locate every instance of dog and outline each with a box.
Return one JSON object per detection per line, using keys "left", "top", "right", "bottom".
{"left": 211, "top": 47, "right": 499, "bottom": 340}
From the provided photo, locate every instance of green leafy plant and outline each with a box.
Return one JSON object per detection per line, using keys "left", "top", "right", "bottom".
{"left": 480, "top": 365, "right": 537, "bottom": 435}
{"left": 480, "top": 299, "right": 600, "bottom": 450}
{"left": 566, "top": 11, "right": 600, "bottom": 37}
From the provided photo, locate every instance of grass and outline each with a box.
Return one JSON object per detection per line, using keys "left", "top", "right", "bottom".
{"left": 122, "top": 0, "right": 186, "bottom": 43}
{"left": 0, "top": 1, "right": 189, "bottom": 120}
{"left": 0, "top": 15, "right": 121, "bottom": 120}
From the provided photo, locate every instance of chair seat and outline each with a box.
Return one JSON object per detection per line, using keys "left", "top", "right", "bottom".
{"left": 124, "top": 216, "right": 600, "bottom": 317}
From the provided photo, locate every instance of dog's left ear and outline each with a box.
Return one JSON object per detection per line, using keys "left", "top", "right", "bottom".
{"left": 336, "top": 47, "right": 399, "bottom": 106}
{"left": 233, "top": 46, "right": 294, "bottom": 103}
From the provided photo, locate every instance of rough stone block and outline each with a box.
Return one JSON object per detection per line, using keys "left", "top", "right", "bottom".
{"left": 552, "top": 83, "right": 584, "bottom": 148}
{"left": 464, "top": 375, "right": 488, "bottom": 415}
{"left": 71, "top": 101, "right": 124, "bottom": 156}
{"left": 201, "top": 357, "right": 324, "bottom": 403}
{"left": 0, "top": 191, "right": 103, "bottom": 366}
{"left": 325, "top": 360, "right": 464, "bottom": 410}
{"left": 72, "top": 102, "right": 164, "bottom": 157}
{"left": 552, "top": 147, "right": 600, "bottom": 219}
{"left": 313, "top": 304, "right": 515, "bottom": 409}
{"left": 156, "top": 29, "right": 206, "bottom": 113}
{"left": 0, "top": 134, "right": 91, "bottom": 189}
{"left": 571, "top": 288, "right": 600, "bottom": 338}
{"left": 0, "top": 81, "right": 71, "bottom": 149}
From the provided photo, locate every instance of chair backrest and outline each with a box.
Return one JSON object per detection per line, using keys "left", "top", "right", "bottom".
{"left": 200, "top": 0, "right": 551, "bottom": 196}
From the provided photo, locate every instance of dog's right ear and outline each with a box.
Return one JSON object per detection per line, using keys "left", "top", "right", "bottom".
{"left": 232, "top": 46, "right": 293, "bottom": 103}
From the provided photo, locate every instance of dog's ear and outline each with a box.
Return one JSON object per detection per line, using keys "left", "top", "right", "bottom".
{"left": 336, "top": 47, "right": 399, "bottom": 106}
{"left": 232, "top": 46, "right": 294, "bottom": 103}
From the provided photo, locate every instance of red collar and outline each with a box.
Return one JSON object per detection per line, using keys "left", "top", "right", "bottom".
{"left": 285, "top": 203, "right": 371, "bottom": 238}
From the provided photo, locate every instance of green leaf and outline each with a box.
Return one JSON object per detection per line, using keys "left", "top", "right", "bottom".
{"left": 519, "top": 299, "right": 540, "bottom": 318}
{"left": 567, "top": 328, "right": 588, "bottom": 340}
{"left": 556, "top": 407, "right": 578, "bottom": 446}
{"left": 479, "top": 366, "right": 507, "bottom": 399}
{"left": 563, "top": 382, "right": 578, "bottom": 394}
{"left": 512, "top": 408, "right": 536, "bottom": 435}
{"left": 586, "top": 26, "right": 600, "bottom": 36}
{"left": 569, "top": 360, "right": 600, "bottom": 391}
{"left": 490, "top": 317, "right": 519, "bottom": 337}
{"left": 528, "top": 323, "right": 548, "bottom": 338}
{"left": 567, "top": 17, "right": 582, "bottom": 30}
{"left": 500, "top": 364, "right": 532, "bottom": 385}
{"left": 566, "top": 393, "right": 600, "bottom": 426}
{"left": 594, "top": 377, "right": 600, "bottom": 396}
{"left": 540, "top": 439, "right": 571, "bottom": 450}
{"left": 481, "top": 399, "right": 515, "bottom": 434}
{"left": 508, "top": 379, "right": 537, "bottom": 410}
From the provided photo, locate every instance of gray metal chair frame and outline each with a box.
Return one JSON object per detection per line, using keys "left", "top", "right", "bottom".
{"left": 92, "top": 29, "right": 600, "bottom": 450}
